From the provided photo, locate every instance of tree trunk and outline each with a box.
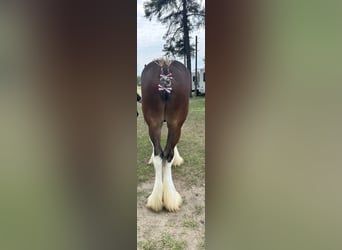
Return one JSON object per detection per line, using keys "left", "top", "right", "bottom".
{"left": 195, "top": 35, "right": 198, "bottom": 96}
{"left": 182, "top": 0, "right": 192, "bottom": 97}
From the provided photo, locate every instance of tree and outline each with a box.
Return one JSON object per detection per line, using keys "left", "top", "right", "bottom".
{"left": 162, "top": 37, "right": 196, "bottom": 60}
{"left": 144, "top": 0, "right": 205, "bottom": 96}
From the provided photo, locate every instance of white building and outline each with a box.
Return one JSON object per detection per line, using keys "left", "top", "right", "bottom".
{"left": 191, "top": 68, "right": 205, "bottom": 95}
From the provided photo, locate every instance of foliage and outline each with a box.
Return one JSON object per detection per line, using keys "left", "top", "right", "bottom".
{"left": 143, "top": 0, "right": 204, "bottom": 71}
{"left": 137, "top": 76, "right": 141, "bottom": 85}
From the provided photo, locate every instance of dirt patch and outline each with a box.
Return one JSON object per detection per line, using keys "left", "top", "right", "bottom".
{"left": 137, "top": 178, "right": 205, "bottom": 250}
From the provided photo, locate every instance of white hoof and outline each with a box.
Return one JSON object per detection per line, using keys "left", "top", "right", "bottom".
{"left": 172, "top": 155, "right": 184, "bottom": 166}
{"left": 172, "top": 145, "right": 184, "bottom": 166}
{"left": 163, "top": 188, "right": 182, "bottom": 212}
{"left": 146, "top": 193, "right": 163, "bottom": 212}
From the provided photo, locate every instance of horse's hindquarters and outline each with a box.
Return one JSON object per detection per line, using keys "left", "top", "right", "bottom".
{"left": 141, "top": 59, "right": 190, "bottom": 212}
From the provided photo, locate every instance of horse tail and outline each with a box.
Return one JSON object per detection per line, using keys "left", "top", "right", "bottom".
{"left": 158, "top": 62, "right": 173, "bottom": 102}
{"left": 160, "top": 91, "right": 170, "bottom": 102}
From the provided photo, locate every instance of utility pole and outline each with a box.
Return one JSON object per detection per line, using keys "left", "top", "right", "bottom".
{"left": 195, "top": 35, "right": 198, "bottom": 96}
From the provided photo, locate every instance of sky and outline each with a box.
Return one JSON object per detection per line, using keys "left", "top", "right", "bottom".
{"left": 137, "top": 0, "right": 205, "bottom": 75}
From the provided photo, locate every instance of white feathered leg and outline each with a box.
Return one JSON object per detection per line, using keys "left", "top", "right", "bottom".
{"left": 146, "top": 155, "right": 163, "bottom": 211}
{"left": 163, "top": 158, "right": 182, "bottom": 211}
{"left": 172, "top": 145, "right": 184, "bottom": 166}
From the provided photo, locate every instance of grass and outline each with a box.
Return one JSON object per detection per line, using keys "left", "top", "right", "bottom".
{"left": 138, "top": 240, "right": 155, "bottom": 250}
{"left": 138, "top": 233, "right": 188, "bottom": 250}
{"left": 182, "top": 215, "right": 199, "bottom": 228}
{"left": 194, "top": 205, "right": 204, "bottom": 216}
{"left": 198, "top": 236, "right": 205, "bottom": 250}
{"left": 137, "top": 95, "right": 205, "bottom": 186}
{"left": 160, "top": 233, "right": 187, "bottom": 250}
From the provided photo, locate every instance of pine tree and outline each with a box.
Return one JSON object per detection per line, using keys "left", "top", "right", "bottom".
{"left": 144, "top": 0, "right": 205, "bottom": 96}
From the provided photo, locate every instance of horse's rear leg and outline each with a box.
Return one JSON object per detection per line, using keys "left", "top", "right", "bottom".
{"left": 147, "top": 138, "right": 154, "bottom": 165}
{"left": 172, "top": 145, "right": 184, "bottom": 166}
{"left": 146, "top": 124, "right": 164, "bottom": 212}
{"left": 163, "top": 126, "right": 182, "bottom": 211}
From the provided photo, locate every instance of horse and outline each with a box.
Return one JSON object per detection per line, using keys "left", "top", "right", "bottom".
{"left": 141, "top": 58, "right": 190, "bottom": 212}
